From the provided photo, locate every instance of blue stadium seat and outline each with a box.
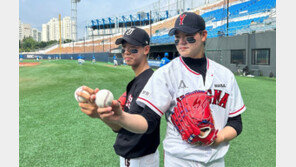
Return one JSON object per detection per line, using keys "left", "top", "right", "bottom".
{"left": 150, "top": 0, "right": 275, "bottom": 44}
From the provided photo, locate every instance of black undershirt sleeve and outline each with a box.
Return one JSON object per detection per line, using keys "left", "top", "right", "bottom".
{"left": 226, "top": 114, "right": 243, "bottom": 136}
{"left": 139, "top": 106, "right": 161, "bottom": 134}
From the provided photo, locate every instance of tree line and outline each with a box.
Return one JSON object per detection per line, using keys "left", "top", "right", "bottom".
{"left": 19, "top": 37, "right": 72, "bottom": 52}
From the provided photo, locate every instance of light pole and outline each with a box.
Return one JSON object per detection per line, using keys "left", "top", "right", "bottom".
{"left": 71, "top": 0, "right": 82, "bottom": 54}
{"left": 84, "top": 26, "right": 86, "bottom": 53}
{"left": 92, "top": 29, "right": 94, "bottom": 54}
{"left": 226, "top": 0, "right": 229, "bottom": 36}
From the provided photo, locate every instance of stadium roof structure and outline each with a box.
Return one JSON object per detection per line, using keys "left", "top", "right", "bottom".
{"left": 89, "top": 10, "right": 171, "bottom": 30}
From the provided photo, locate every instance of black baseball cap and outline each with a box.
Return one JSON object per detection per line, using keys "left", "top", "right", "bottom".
{"left": 168, "top": 12, "right": 205, "bottom": 36}
{"left": 115, "top": 27, "right": 150, "bottom": 46}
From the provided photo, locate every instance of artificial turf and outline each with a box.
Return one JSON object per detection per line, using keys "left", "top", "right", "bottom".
{"left": 19, "top": 59, "right": 275, "bottom": 167}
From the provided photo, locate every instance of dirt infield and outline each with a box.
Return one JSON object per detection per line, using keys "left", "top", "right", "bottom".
{"left": 104, "top": 64, "right": 115, "bottom": 67}
{"left": 19, "top": 62, "right": 40, "bottom": 67}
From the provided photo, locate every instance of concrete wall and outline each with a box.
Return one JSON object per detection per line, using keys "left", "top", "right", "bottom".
{"left": 149, "top": 30, "right": 276, "bottom": 77}
{"left": 206, "top": 30, "right": 276, "bottom": 77}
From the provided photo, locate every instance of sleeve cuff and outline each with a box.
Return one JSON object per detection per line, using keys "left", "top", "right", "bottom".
{"left": 229, "top": 105, "right": 246, "bottom": 117}
{"left": 137, "top": 97, "right": 164, "bottom": 117}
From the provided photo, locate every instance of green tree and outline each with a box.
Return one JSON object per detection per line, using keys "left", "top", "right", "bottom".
{"left": 63, "top": 39, "right": 72, "bottom": 43}
{"left": 19, "top": 38, "right": 61, "bottom": 52}
{"left": 22, "top": 37, "right": 38, "bottom": 51}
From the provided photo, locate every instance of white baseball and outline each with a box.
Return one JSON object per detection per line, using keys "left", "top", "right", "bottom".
{"left": 95, "top": 89, "right": 114, "bottom": 108}
{"left": 74, "top": 86, "right": 90, "bottom": 103}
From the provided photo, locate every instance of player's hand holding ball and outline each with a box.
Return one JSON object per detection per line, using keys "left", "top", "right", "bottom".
{"left": 75, "top": 87, "right": 123, "bottom": 121}
{"left": 74, "top": 86, "right": 90, "bottom": 103}
{"left": 75, "top": 86, "right": 100, "bottom": 118}
{"left": 95, "top": 89, "right": 114, "bottom": 108}
{"left": 96, "top": 89, "right": 124, "bottom": 123}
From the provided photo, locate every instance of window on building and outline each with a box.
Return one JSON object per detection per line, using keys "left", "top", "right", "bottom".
{"left": 252, "top": 48, "right": 270, "bottom": 65}
{"left": 231, "top": 49, "right": 246, "bottom": 65}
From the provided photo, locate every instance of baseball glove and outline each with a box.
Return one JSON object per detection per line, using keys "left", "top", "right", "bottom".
{"left": 171, "top": 91, "right": 218, "bottom": 146}
{"left": 117, "top": 91, "right": 127, "bottom": 109}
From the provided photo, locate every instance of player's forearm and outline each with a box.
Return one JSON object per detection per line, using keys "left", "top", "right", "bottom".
{"left": 101, "top": 119, "right": 122, "bottom": 132}
{"left": 215, "top": 126, "right": 238, "bottom": 145}
{"left": 117, "top": 112, "right": 148, "bottom": 134}
{"left": 222, "top": 126, "right": 238, "bottom": 141}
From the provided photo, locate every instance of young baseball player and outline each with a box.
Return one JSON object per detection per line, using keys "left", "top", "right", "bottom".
{"left": 159, "top": 52, "right": 170, "bottom": 67}
{"left": 97, "top": 12, "right": 245, "bottom": 167}
{"left": 113, "top": 54, "right": 118, "bottom": 67}
{"left": 76, "top": 27, "right": 160, "bottom": 167}
{"left": 92, "top": 55, "right": 96, "bottom": 64}
{"left": 19, "top": 54, "right": 23, "bottom": 62}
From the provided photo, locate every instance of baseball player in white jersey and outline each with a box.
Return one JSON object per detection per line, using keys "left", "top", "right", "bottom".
{"left": 96, "top": 12, "right": 245, "bottom": 167}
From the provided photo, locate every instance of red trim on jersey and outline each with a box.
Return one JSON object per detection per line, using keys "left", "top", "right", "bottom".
{"left": 179, "top": 56, "right": 200, "bottom": 75}
{"left": 229, "top": 105, "right": 245, "bottom": 115}
{"left": 138, "top": 97, "right": 164, "bottom": 115}
{"left": 179, "top": 56, "right": 210, "bottom": 75}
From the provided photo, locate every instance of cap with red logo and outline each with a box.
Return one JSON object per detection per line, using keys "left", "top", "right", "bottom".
{"left": 168, "top": 12, "right": 206, "bottom": 36}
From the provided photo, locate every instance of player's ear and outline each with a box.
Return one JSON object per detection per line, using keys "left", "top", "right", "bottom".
{"left": 201, "top": 30, "right": 207, "bottom": 42}
{"left": 144, "top": 45, "right": 150, "bottom": 55}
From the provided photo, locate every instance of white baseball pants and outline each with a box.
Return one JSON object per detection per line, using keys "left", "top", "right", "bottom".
{"left": 119, "top": 149, "right": 159, "bottom": 167}
{"left": 164, "top": 151, "right": 224, "bottom": 167}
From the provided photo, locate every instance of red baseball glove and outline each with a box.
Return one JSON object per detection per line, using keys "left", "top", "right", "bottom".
{"left": 171, "top": 91, "right": 218, "bottom": 146}
{"left": 117, "top": 91, "right": 127, "bottom": 109}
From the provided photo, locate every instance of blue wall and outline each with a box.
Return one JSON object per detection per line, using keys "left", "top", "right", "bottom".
{"left": 22, "top": 52, "right": 110, "bottom": 62}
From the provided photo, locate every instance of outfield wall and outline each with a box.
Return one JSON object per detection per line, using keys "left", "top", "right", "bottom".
{"left": 22, "top": 52, "right": 113, "bottom": 63}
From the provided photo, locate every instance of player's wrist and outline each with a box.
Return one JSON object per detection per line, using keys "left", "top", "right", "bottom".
{"left": 117, "top": 110, "right": 127, "bottom": 125}
{"left": 213, "top": 132, "right": 225, "bottom": 146}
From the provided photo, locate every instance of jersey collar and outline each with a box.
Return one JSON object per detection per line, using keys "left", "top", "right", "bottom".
{"left": 179, "top": 56, "right": 209, "bottom": 76}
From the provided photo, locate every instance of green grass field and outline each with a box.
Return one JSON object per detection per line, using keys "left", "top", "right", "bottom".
{"left": 19, "top": 60, "right": 276, "bottom": 167}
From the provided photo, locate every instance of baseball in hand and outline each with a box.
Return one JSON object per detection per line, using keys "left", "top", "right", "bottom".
{"left": 74, "top": 86, "right": 90, "bottom": 103}
{"left": 95, "top": 89, "right": 114, "bottom": 108}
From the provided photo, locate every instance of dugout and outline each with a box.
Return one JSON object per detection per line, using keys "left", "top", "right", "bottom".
{"left": 149, "top": 44, "right": 178, "bottom": 61}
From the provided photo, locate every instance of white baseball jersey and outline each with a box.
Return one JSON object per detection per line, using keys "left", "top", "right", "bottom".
{"left": 137, "top": 56, "right": 246, "bottom": 163}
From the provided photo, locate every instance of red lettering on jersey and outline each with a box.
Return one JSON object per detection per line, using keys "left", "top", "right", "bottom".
{"left": 207, "top": 89, "right": 212, "bottom": 95}
{"left": 212, "top": 90, "right": 222, "bottom": 105}
{"left": 207, "top": 89, "right": 229, "bottom": 108}
{"left": 179, "top": 14, "right": 186, "bottom": 25}
{"left": 219, "top": 93, "right": 229, "bottom": 108}
{"left": 176, "top": 95, "right": 185, "bottom": 102}
{"left": 126, "top": 94, "right": 133, "bottom": 109}
{"left": 207, "top": 89, "right": 213, "bottom": 103}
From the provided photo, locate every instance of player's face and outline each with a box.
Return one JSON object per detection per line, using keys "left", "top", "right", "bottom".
{"left": 175, "top": 30, "right": 207, "bottom": 58}
{"left": 122, "top": 43, "right": 149, "bottom": 67}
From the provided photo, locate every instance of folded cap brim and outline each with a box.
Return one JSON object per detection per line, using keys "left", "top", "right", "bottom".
{"left": 115, "top": 37, "right": 143, "bottom": 46}
{"left": 168, "top": 26, "right": 201, "bottom": 36}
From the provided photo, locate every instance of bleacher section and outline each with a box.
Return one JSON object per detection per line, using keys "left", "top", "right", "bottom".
{"left": 150, "top": 0, "right": 276, "bottom": 44}
{"left": 202, "top": 0, "right": 275, "bottom": 21}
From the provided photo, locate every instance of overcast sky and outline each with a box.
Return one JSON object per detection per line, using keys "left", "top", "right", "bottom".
{"left": 19, "top": 0, "right": 158, "bottom": 39}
